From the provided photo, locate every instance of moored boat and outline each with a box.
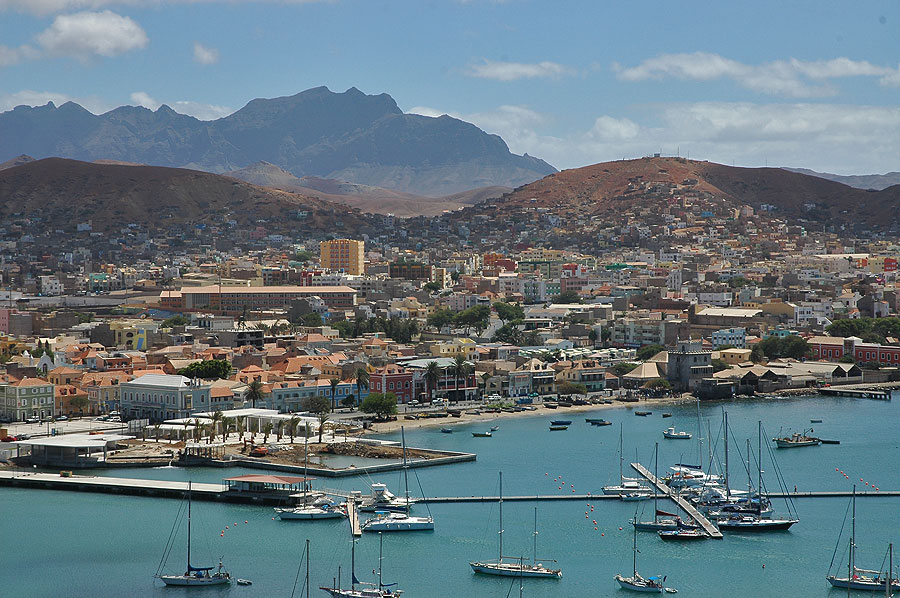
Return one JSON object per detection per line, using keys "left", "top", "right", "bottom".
{"left": 472, "top": 431, "right": 492, "bottom": 437}
{"left": 591, "top": 419, "right": 612, "bottom": 426}
{"left": 773, "top": 431, "right": 821, "bottom": 448}
{"left": 657, "top": 529, "right": 706, "bottom": 541}
{"left": 549, "top": 425, "right": 568, "bottom": 431}
{"left": 550, "top": 420, "right": 572, "bottom": 426}
{"left": 440, "top": 428, "right": 453, "bottom": 433}
{"left": 615, "top": 523, "right": 673, "bottom": 593}
{"left": 662, "top": 426, "right": 692, "bottom": 440}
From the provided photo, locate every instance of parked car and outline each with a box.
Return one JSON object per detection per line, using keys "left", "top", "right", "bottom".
{"left": 55, "top": 415, "right": 69, "bottom": 421}
{"left": 108, "top": 416, "right": 122, "bottom": 422}
{"left": 407, "top": 400, "right": 420, "bottom": 407}
{"left": 26, "top": 417, "right": 40, "bottom": 424}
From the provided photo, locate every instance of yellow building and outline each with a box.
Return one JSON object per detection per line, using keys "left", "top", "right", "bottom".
{"left": 320, "top": 239, "right": 365, "bottom": 275}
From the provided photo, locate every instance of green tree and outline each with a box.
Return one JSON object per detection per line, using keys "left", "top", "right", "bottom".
{"left": 636, "top": 344, "right": 666, "bottom": 361}
{"left": 333, "top": 320, "right": 355, "bottom": 338}
{"left": 425, "top": 360, "right": 442, "bottom": 402}
{"left": 493, "top": 301, "right": 525, "bottom": 323}
{"left": 287, "top": 415, "right": 300, "bottom": 443}
{"left": 711, "top": 359, "right": 730, "bottom": 372}
{"left": 553, "top": 290, "right": 582, "bottom": 304}
{"left": 341, "top": 395, "right": 356, "bottom": 409}
{"left": 557, "top": 381, "right": 587, "bottom": 395}
{"left": 492, "top": 323, "right": 524, "bottom": 346}
{"left": 178, "top": 359, "right": 232, "bottom": 380}
{"left": 427, "top": 308, "right": 455, "bottom": 331}
{"left": 303, "top": 396, "right": 331, "bottom": 442}
{"left": 453, "top": 305, "right": 491, "bottom": 335}
{"left": 423, "top": 281, "right": 441, "bottom": 292}
{"left": 329, "top": 378, "right": 340, "bottom": 412}
{"left": 220, "top": 416, "right": 233, "bottom": 443}
{"left": 361, "top": 392, "right": 399, "bottom": 419}
{"left": 642, "top": 378, "right": 672, "bottom": 394}
{"left": 355, "top": 367, "right": 369, "bottom": 408}
{"left": 300, "top": 312, "right": 323, "bottom": 327}
{"left": 69, "top": 394, "right": 89, "bottom": 418}
{"left": 838, "top": 354, "right": 856, "bottom": 364}
{"left": 588, "top": 328, "right": 598, "bottom": 345}
{"left": 161, "top": 314, "right": 190, "bottom": 328}
{"left": 610, "top": 362, "right": 639, "bottom": 376}
{"left": 294, "top": 249, "right": 313, "bottom": 263}
{"left": 246, "top": 380, "right": 264, "bottom": 408}
{"left": 758, "top": 335, "right": 809, "bottom": 359}
{"left": 450, "top": 355, "right": 471, "bottom": 402}
{"left": 262, "top": 422, "right": 273, "bottom": 444}
{"left": 208, "top": 410, "right": 223, "bottom": 445}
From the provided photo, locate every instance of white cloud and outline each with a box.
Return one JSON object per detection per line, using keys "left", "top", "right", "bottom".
{"left": 463, "top": 59, "right": 574, "bottom": 82}
{"left": 193, "top": 41, "right": 219, "bottom": 65}
{"left": 615, "top": 52, "right": 900, "bottom": 97}
{"left": 130, "top": 91, "right": 232, "bottom": 120}
{"left": 36, "top": 10, "right": 148, "bottom": 61}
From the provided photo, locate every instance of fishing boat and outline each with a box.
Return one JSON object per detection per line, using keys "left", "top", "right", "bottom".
{"left": 155, "top": 481, "right": 232, "bottom": 586}
{"left": 490, "top": 425, "right": 500, "bottom": 431}
{"left": 663, "top": 426, "right": 692, "bottom": 440}
{"left": 550, "top": 420, "right": 572, "bottom": 426}
{"left": 603, "top": 424, "right": 651, "bottom": 496}
{"left": 440, "top": 428, "right": 453, "bottom": 434}
{"left": 635, "top": 411, "right": 652, "bottom": 417}
{"left": 591, "top": 419, "right": 613, "bottom": 426}
{"left": 772, "top": 430, "right": 821, "bottom": 448}
{"left": 321, "top": 534, "right": 404, "bottom": 598}
{"left": 472, "top": 431, "right": 492, "bottom": 437}
{"left": 826, "top": 487, "right": 900, "bottom": 592}
{"left": 362, "top": 427, "right": 434, "bottom": 532}
{"left": 810, "top": 419, "right": 823, "bottom": 423}
{"left": 621, "top": 492, "right": 653, "bottom": 501}
{"left": 662, "top": 413, "right": 672, "bottom": 418}
{"left": 470, "top": 473, "right": 562, "bottom": 579}
{"left": 549, "top": 425, "right": 568, "bottom": 431}
{"left": 615, "top": 524, "right": 673, "bottom": 593}
{"left": 276, "top": 434, "right": 347, "bottom": 520}
{"left": 359, "top": 483, "right": 415, "bottom": 513}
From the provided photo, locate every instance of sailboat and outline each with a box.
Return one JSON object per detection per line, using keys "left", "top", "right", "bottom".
{"left": 470, "top": 473, "right": 562, "bottom": 578}
{"left": 362, "top": 427, "right": 434, "bottom": 532}
{"left": 615, "top": 523, "right": 672, "bottom": 593}
{"left": 320, "top": 534, "right": 404, "bottom": 598}
{"left": 155, "top": 481, "right": 231, "bottom": 587}
{"left": 716, "top": 422, "right": 797, "bottom": 532}
{"left": 603, "top": 423, "right": 651, "bottom": 496}
{"left": 276, "top": 433, "right": 347, "bottom": 520}
{"left": 826, "top": 487, "right": 900, "bottom": 592}
{"left": 633, "top": 444, "right": 682, "bottom": 532}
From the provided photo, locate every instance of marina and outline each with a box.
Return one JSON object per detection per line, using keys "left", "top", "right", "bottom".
{"left": 5, "top": 392, "right": 900, "bottom": 597}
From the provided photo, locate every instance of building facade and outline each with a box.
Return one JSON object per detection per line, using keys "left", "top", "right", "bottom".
{"left": 119, "top": 374, "right": 212, "bottom": 422}
{"left": 320, "top": 239, "right": 365, "bottom": 275}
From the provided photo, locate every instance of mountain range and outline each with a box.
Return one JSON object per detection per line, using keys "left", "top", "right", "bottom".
{"left": 782, "top": 167, "right": 900, "bottom": 191}
{"left": 0, "top": 86, "right": 555, "bottom": 197}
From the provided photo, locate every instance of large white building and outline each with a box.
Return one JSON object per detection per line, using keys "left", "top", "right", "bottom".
{"left": 119, "top": 374, "right": 211, "bottom": 422}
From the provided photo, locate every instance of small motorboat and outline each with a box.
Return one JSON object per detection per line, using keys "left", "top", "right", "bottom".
{"left": 550, "top": 420, "right": 572, "bottom": 426}
{"left": 810, "top": 419, "right": 822, "bottom": 423}
{"left": 549, "top": 425, "right": 569, "bottom": 431}
{"left": 635, "top": 411, "right": 652, "bottom": 417}
{"left": 662, "top": 413, "right": 672, "bottom": 418}
{"left": 490, "top": 425, "right": 500, "bottom": 431}
{"left": 544, "top": 402, "right": 558, "bottom": 409}
{"left": 591, "top": 419, "right": 612, "bottom": 426}
{"left": 236, "top": 579, "right": 252, "bottom": 586}
{"left": 585, "top": 417, "right": 603, "bottom": 423}
{"left": 658, "top": 529, "right": 707, "bottom": 541}
{"left": 472, "top": 431, "right": 492, "bottom": 437}
{"left": 663, "top": 426, "right": 692, "bottom": 440}
{"left": 440, "top": 428, "right": 453, "bottom": 434}
{"left": 621, "top": 492, "right": 653, "bottom": 501}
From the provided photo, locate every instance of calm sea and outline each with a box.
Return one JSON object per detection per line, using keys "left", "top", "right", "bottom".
{"left": 3, "top": 393, "right": 898, "bottom": 597}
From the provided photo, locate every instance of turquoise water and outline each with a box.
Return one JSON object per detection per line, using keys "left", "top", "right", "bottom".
{"left": 3, "top": 394, "right": 899, "bottom": 597}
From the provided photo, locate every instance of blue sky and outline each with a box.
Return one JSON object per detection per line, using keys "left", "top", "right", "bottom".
{"left": 1, "top": 0, "right": 898, "bottom": 174}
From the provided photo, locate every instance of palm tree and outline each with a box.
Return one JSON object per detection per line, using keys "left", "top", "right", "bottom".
{"left": 236, "top": 417, "right": 246, "bottom": 443}
{"left": 355, "top": 367, "right": 369, "bottom": 409}
{"left": 275, "top": 420, "right": 283, "bottom": 442}
{"left": 450, "top": 355, "right": 468, "bottom": 403}
{"left": 425, "top": 360, "right": 441, "bottom": 403}
{"left": 246, "top": 380, "right": 264, "bottom": 408}
{"left": 209, "top": 411, "right": 223, "bottom": 445}
{"left": 329, "top": 378, "right": 340, "bottom": 412}
{"left": 288, "top": 415, "right": 300, "bottom": 443}
{"left": 153, "top": 423, "right": 161, "bottom": 442}
{"left": 191, "top": 418, "right": 202, "bottom": 442}
{"left": 317, "top": 412, "right": 329, "bottom": 444}
{"left": 221, "top": 416, "right": 233, "bottom": 443}
{"left": 182, "top": 419, "right": 191, "bottom": 443}
{"left": 262, "top": 422, "right": 273, "bottom": 444}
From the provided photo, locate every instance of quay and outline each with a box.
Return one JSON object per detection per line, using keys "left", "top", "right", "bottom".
{"left": 818, "top": 385, "right": 891, "bottom": 400}
{"left": 630, "top": 462, "right": 723, "bottom": 538}
{"left": 347, "top": 498, "right": 362, "bottom": 536}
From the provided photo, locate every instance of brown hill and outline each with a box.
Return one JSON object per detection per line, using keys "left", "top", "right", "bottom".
{"left": 224, "top": 161, "right": 506, "bottom": 217}
{"left": 487, "top": 157, "right": 900, "bottom": 230}
{"left": 0, "top": 158, "right": 374, "bottom": 234}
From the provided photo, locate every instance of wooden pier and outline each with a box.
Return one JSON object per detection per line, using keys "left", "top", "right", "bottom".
{"left": 630, "top": 462, "right": 723, "bottom": 539}
{"left": 347, "top": 497, "right": 362, "bottom": 536}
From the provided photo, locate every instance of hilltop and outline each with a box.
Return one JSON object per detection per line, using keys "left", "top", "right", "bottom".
{"left": 0, "top": 158, "right": 376, "bottom": 235}
{"left": 0, "top": 86, "right": 555, "bottom": 197}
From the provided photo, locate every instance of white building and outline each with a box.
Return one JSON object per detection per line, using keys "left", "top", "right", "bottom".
{"left": 711, "top": 327, "right": 746, "bottom": 349}
{"left": 119, "top": 374, "right": 212, "bottom": 422}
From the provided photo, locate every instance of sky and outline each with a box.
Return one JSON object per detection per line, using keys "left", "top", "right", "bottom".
{"left": 0, "top": 0, "right": 899, "bottom": 175}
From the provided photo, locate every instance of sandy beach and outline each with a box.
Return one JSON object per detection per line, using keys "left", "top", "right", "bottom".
{"left": 363, "top": 394, "right": 697, "bottom": 435}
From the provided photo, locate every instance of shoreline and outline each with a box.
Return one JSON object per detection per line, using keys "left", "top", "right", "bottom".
{"left": 363, "top": 394, "right": 700, "bottom": 435}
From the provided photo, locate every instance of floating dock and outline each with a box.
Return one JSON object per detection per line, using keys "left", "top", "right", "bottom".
{"left": 630, "top": 462, "right": 723, "bottom": 539}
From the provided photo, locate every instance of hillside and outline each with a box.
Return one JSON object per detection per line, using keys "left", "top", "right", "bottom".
{"left": 0, "top": 86, "right": 556, "bottom": 196}
{"left": 224, "top": 161, "right": 507, "bottom": 217}
{"left": 782, "top": 167, "right": 900, "bottom": 191}
{"left": 0, "top": 158, "right": 375, "bottom": 234}
{"left": 469, "top": 157, "right": 900, "bottom": 231}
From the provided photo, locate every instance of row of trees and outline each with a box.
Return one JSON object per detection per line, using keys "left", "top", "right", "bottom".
{"left": 333, "top": 317, "right": 419, "bottom": 343}
{"left": 826, "top": 317, "right": 900, "bottom": 345}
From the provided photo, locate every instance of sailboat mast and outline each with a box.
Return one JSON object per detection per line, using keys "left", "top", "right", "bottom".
{"left": 378, "top": 532, "right": 384, "bottom": 591}
{"left": 757, "top": 421, "right": 763, "bottom": 502}
{"left": 499, "top": 471, "right": 504, "bottom": 562}
{"left": 186, "top": 480, "right": 192, "bottom": 573}
{"left": 724, "top": 411, "right": 730, "bottom": 499}
{"left": 887, "top": 543, "right": 892, "bottom": 598}
{"left": 351, "top": 538, "right": 356, "bottom": 591}
{"left": 305, "top": 538, "right": 310, "bottom": 598}
{"left": 304, "top": 433, "right": 309, "bottom": 506}
{"left": 696, "top": 398, "right": 703, "bottom": 469}
{"left": 653, "top": 442, "right": 659, "bottom": 521}
{"left": 746, "top": 438, "right": 752, "bottom": 496}
{"left": 401, "top": 426, "right": 410, "bottom": 511}
{"left": 632, "top": 522, "right": 638, "bottom": 577}
{"left": 851, "top": 485, "right": 857, "bottom": 577}
{"left": 619, "top": 423, "right": 624, "bottom": 483}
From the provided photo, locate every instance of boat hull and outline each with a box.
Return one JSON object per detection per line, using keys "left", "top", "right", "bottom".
{"left": 614, "top": 574, "right": 664, "bottom": 593}
{"left": 276, "top": 508, "right": 346, "bottom": 520}
{"left": 717, "top": 518, "right": 797, "bottom": 532}
{"left": 320, "top": 587, "right": 402, "bottom": 597}
{"left": 632, "top": 519, "right": 679, "bottom": 531}
{"left": 663, "top": 433, "right": 692, "bottom": 440}
{"left": 658, "top": 531, "right": 706, "bottom": 541}
{"left": 469, "top": 562, "right": 562, "bottom": 578}
{"left": 363, "top": 518, "right": 434, "bottom": 532}
{"left": 158, "top": 574, "right": 231, "bottom": 586}
{"left": 826, "top": 576, "right": 900, "bottom": 591}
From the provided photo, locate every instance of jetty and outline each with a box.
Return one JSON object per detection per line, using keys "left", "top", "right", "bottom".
{"left": 630, "top": 462, "right": 723, "bottom": 539}
{"left": 818, "top": 385, "right": 891, "bottom": 400}
{"left": 347, "top": 497, "right": 362, "bottom": 536}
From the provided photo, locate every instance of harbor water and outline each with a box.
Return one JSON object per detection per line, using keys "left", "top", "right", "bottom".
{"left": 3, "top": 393, "right": 899, "bottom": 597}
